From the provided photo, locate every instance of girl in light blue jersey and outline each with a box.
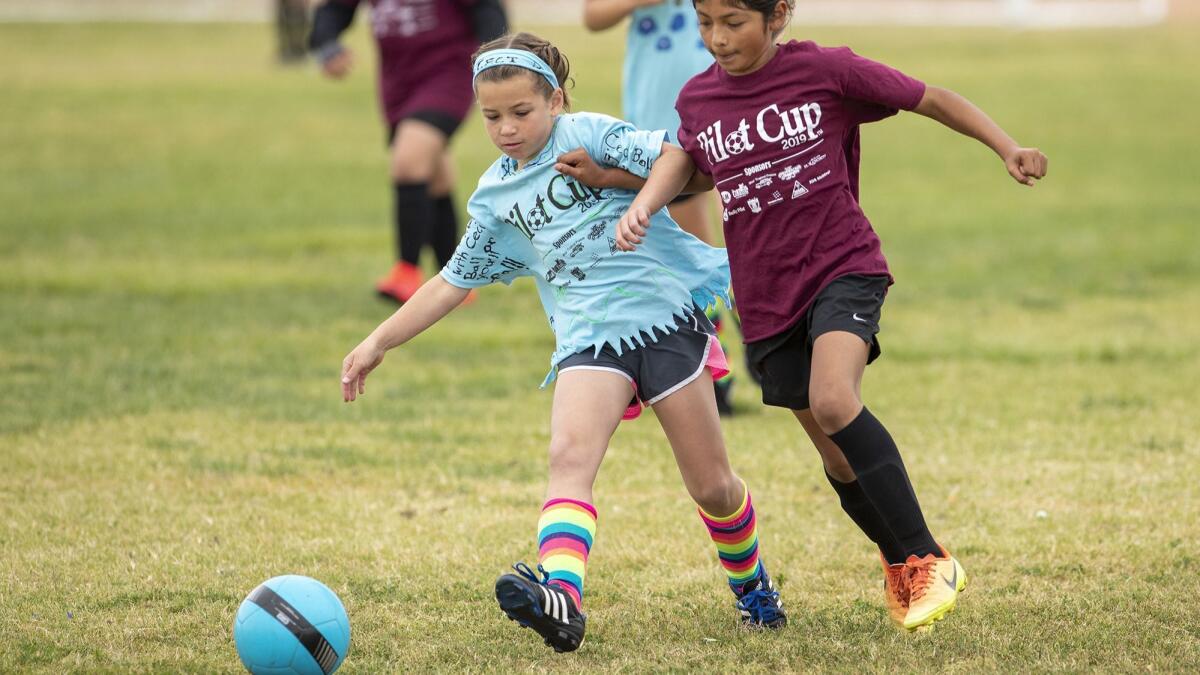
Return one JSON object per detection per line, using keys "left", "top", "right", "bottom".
{"left": 340, "top": 32, "right": 785, "bottom": 652}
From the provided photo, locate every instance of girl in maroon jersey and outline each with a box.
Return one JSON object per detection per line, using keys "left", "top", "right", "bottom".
{"left": 607, "top": 0, "right": 1046, "bottom": 630}
{"left": 308, "top": 0, "right": 507, "bottom": 303}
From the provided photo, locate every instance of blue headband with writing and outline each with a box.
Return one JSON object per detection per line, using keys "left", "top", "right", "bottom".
{"left": 472, "top": 48, "right": 560, "bottom": 90}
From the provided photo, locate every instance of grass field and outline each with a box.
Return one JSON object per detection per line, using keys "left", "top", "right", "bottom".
{"left": 2, "top": 18, "right": 1199, "bottom": 673}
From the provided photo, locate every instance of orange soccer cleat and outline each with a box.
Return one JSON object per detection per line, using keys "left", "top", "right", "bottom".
{"left": 375, "top": 261, "right": 423, "bottom": 304}
{"left": 881, "top": 554, "right": 909, "bottom": 626}
{"left": 902, "top": 545, "right": 967, "bottom": 631}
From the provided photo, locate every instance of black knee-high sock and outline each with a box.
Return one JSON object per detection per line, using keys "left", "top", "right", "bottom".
{"left": 825, "top": 472, "right": 908, "bottom": 565}
{"left": 828, "top": 407, "right": 940, "bottom": 559}
{"left": 431, "top": 194, "right": 459, "bottom": 268}
{"left": 394, "top": 182, "right": 433, "bottom": 266}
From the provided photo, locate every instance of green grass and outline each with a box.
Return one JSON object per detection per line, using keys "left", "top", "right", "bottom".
{"left": 2, "top": 19, "right": 1199, "bottom": 673}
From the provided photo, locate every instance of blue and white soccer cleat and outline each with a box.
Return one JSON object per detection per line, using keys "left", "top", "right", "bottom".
{"left": 732, "top": 564, "right": 787, "bottom": 629}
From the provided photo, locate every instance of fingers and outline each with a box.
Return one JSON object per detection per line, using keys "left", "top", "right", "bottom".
{"left": 1028, "top": 150, "right": 1048, "bottom": 179}
{"left": 554, "top": 162, "right": 581, "bottom": 179}
{"left": 1007, "top": 159, "right": 1035, "bottom": 186}
{"left": 556, "top": 148, "right": 587, "bottom": 165}
{"left": 615, "top": 207, "right": 651, "bottom": 251}
{"left": 1008, "top": 148, "right": 1048, "bottom": 186}
{"left": 341, "top": 355, "right": 362, "bottom": 402}
{"left": 555, "top": 148, "right": 592, "bottom": 179}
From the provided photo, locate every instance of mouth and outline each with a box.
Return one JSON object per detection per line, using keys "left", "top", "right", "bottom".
{"left": 714, "top": 52, "right": 738, "bottom": 64}
{"left": 501, "top": 141, "right": 523, "bottom": 152}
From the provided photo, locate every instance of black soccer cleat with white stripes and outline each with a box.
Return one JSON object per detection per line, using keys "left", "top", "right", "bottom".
{"left": 495, "top": 563, "right": 586, "bottom": 653}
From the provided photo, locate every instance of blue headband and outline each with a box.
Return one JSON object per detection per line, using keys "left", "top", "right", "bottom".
{"left": 472, "top": 48, "right": 560, "bottom": 90}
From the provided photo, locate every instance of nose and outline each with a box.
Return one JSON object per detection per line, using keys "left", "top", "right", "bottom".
{"left": 711, "top": 26, "right": 728, "bottom": 49}
{"left": 500, "top": 123, "right": 517, "bottom": 136}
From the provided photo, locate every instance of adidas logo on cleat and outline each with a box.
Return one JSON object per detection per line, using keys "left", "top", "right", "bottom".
{"left": 495, "top": 563, "right": 587, "bottom": 653}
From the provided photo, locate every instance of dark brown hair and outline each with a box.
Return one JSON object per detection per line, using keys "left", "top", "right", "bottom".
{"left": 696, "top": 0, "right": 794, "bottom": 35}
{"left": 471, "top": 32, "right": 574, "bottom": 110}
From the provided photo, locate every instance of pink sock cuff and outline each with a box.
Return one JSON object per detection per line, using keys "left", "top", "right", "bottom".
{"left": 542, "top": 497, "right": 598, "bottom": 518}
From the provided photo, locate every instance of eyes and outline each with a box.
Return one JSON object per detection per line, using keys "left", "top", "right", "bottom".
{"left": 698, "top": 19, "right": 745, "bottom": 30}
{"left": 483, "top": 110, "right": 531, "bottom": 122}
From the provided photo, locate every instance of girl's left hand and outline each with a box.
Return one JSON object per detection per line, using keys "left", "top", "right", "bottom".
{"left": 1004, "top": 147, "right": 1048, "bottom": 186}
{"left": 555, "top": 148, "right": 610, "bottom": 188}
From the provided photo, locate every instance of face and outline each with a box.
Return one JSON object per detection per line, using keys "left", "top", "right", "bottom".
{"left": 695, "top": 0, "right": 788, "bottom": 76}
{"left": 476, "top": 73, "right": 564, "bottom": 167}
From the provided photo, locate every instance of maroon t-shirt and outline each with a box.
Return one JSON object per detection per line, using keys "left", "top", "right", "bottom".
{"left": 337, "top": 0, "right": 479, "bottom": 125}
{"left": 676, "top": 41, "right": 925, "bottom": 342}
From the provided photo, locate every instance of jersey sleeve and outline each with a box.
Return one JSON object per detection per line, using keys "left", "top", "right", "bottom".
{"left": 567, "top": 114, "right": 668, "bottom": 180}
{"left": 830, "top": 47, "right": 927, "bottom": 124}
{"left": 308, "top": 0, "right": 360, "bottom": 55}
{"left": 675, "top": 111, "right": 712, "bottom": 177}
{"left": 440, "top": 195, "right": 535, "bottom": 289}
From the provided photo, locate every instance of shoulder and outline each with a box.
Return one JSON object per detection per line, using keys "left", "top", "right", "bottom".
{"left": 677, "top": 63, "right": 722, "bottom": 103}
{"left": 468, "top": 157, "right": 510, "bottom": 211}
{"left": 554, "top": 111, "right": 629, "bottom": 146}
{"left": 558, "top": 111, "right": 625, "bottom": 130}
{"left": 777, "top": 39, "right": 850, "bottom": 64}
{"left": 805, "top": 41, "right": 868, "bottom": 68}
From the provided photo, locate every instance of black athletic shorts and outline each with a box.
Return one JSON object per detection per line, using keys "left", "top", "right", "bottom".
{"left": 386, "top": 110, "right": 463, "bottom": 146}
{"left": 744, "top": 274, "right": 889, "bottom": 411}
{"left": 555, "top": 306, "right": 729, "bottom": 421}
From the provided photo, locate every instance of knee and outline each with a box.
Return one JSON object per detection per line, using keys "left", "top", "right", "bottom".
{"left": 691, "top": 474, "right": 745, "bottom": 518}
{"left": 428, "top": 166, "right": 455, "bottom": 198}
{"left": 823, "top": 456, "right": 856, "bottom": 483}
{"left": 546, "top": 434, "right": 592, "bottom": 478}
{"left": 809, "top": 388, "right": 861, "bottom": 435}
{"left": 390, "top": 158, "right": 436, "bottom": 184}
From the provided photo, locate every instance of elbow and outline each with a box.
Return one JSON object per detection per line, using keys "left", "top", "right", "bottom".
{"left": 583, "top": 16, "right": 607, "bottom": 32}
{"left": 915, "top": 85, "right": 948, "bottom": 118}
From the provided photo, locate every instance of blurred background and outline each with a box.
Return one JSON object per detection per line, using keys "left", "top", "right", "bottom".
{"left": 2, "top": 0, "right": 1197, "bottom": 672}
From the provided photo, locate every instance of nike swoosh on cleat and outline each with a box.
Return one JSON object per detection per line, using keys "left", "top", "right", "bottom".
{"left": 941, "top": 566, "right": 958, "bottom": 591}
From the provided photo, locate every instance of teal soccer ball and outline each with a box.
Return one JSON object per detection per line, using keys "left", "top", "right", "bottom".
{"left": 233, "top": 575, "right": 350, "bottom": 675}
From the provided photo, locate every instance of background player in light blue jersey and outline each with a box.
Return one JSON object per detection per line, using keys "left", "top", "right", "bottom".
{"left": 339, "top": 32, "right": 786, "bottom": 653}
{"left": 582, "top": 0, "right": 744, "bottom": 413}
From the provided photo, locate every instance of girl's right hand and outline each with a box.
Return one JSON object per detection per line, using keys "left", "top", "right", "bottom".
{"left": 616, "top": 204, "right": 652, "bottom": 251}
{"left": 341, "top": 338, "right": 385, "bottom": 402}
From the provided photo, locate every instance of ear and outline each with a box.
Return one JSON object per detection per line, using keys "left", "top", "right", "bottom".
{"left": 769, "top": 0, "right": 789, "bottom": 34}
{"left": 549, "top": 87, "right": 565, "bottom": 115}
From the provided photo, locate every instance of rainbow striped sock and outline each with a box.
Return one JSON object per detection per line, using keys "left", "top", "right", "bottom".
{"left": 698, "top": 482, "right": 761, "bottom": 588}
{"left": 537, "top": 497, "right": 597, "bottom": 610}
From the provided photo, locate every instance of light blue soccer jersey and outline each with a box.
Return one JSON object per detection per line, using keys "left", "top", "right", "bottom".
{"left": 622, "top": 0, "right": 713, "bottom": 140}
{"left": 439, "top": 112, "right": 730, "bottom": 385}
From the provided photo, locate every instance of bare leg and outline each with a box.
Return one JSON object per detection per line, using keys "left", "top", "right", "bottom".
{"left": 545, "top": 369, "right": 633, "bottom": 501}
{"left": 801, "top": 330, "right": 937, "bottom": 559}
{"left": 651, "top": 371, "right": 742, "bottom": 516}
{"left": 389, "top": 120, "right": 445, "bottom": 184}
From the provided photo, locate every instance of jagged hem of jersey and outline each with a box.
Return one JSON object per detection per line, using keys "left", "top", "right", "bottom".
{"left": 539, "top": 280, "right": 732, "bottom": 389}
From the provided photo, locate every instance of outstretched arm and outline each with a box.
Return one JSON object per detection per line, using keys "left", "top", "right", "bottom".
{"left": 913, "top": 85, "right": 1048, "bottom": 186}
{"left": 555, "top": 146, "right": 712, "bottom": 195}
{"left": 341, "top": 275, "right": 471, "bottom": 401}
{"left": 583, "top": 0, "right": 661, "bottom": 31}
